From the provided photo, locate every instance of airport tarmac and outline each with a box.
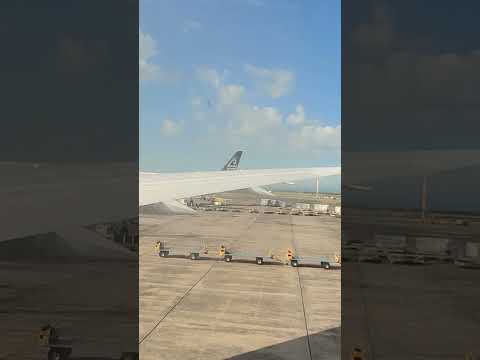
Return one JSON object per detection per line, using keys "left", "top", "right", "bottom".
{"left": 139, "top": 192, "right": 340, "bottom": 360}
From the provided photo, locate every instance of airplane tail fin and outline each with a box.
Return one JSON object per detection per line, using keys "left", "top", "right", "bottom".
{"left": 222, "top": 151, "right": 243, "bottom": 171}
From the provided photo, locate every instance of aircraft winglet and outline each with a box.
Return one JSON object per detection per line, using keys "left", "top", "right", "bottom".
{"left": 222, "top": 151, "right": 243, "bottom": 171}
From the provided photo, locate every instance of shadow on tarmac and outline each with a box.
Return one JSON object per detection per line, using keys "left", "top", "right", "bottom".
{"left": 225, "top": 326, "right": 340, "bottom": 360}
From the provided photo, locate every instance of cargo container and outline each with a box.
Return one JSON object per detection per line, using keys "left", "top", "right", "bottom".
{"left": 260, "top": 198, "right": 270, "bottom": 206}
{"left": 312, "top": 204, "right": 329, "bottom": 214}
{"left": 290, "top": 208, "right": 303, "bottom": 215}
{"left": 295, "top": 203, "right": 311, "bottom": 210}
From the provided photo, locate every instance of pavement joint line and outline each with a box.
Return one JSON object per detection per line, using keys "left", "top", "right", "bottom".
{"left": 289, "top": 214, "right": 313, "bottom": 360}
{"left": 139, "top": 213, "right": 259, "bottom": 345}
{"left": 139, "top": 263, "right": 215, "bottom": 345}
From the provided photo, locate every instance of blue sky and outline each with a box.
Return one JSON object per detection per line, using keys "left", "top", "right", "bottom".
{"left": 140, "top": 0, "right": 340, "bottom": 173}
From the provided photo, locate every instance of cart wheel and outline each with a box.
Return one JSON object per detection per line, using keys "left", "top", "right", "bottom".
{"left": 322, "top": 262, "right": 331, "bottom": 269}
{"left": 256, "top": 257, "right": 264, "bottom": 265}
{"left": 291, "top": 260, "right": 298, "bottom": 267}
{"left": 225, "top": 256, "right": 232, "bottom": 262}
{"left": 190, "top": 253, "right": 198, "bottom": 260}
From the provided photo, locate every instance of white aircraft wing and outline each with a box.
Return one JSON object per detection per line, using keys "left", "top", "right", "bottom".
{"left": 140, "top": 167, "right": 340, "bottom": 208}
{"left": 0, "top": 164, "right": 339, "bottom": 242}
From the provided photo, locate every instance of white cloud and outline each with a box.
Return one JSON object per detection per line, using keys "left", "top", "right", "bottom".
{"left": 197, "top": 72, "right": 282, "bottom": 136}
{"left": 182, "top": 20, "right": 202, "bottom": 33}
{"left": 245, "top": 64, "right": 294, "bottom": 98}
{"left": 229, "top": 104, "right": 282, "bottom": 136}
{"left": 192, "top": 67, "right": 339, "bottom": 156}
{"left": 139, "top": 30, "right": 160, "bottom": 81}
{"left": 139, "top": 30, "right": 180, "bottom": 82}
{"left": 285, "top": 105, "right": 340, "bottom": 151}
{"left": 160, "top": 119, "right": 183, "bottom": 137}
{"left": 288, "top": 124, "right": 341, "bottom": 150}
{"left": 219, "top": 84, "right": 245, "bottom": 106}
{"left": 286, "top": 105, "right": 305, "bottom": 126}
{"left": 196, "top": 67, "right": 226, "bottom": 89}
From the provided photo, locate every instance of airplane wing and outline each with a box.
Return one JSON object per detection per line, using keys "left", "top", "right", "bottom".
{"left": 250, "top": 186, "right": 273, "bottom": 196}
{"left": 220, "top": 150, "right": 273, "bottom": 196}
{"left": 140, "top": 167, "right": 340, "bottom": 209}
{"left": 1, "top": 163, "right": 339, "bottom": 242}
{"left": 4, "top": 148, "right": 479, "bottom": 241}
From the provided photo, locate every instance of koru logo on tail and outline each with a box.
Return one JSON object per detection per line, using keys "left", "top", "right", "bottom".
{"left": 222, "top": 151, "right": 243, "bottom": 170}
